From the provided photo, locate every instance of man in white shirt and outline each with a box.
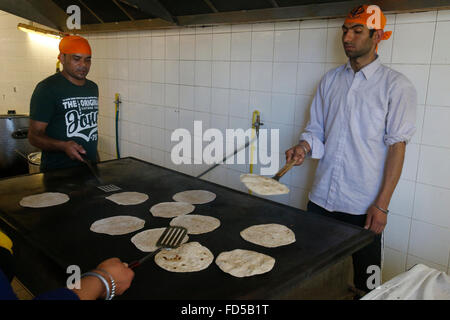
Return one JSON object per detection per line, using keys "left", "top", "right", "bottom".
{"left": 286, "top": 4, "right": 417, "bottom": 296}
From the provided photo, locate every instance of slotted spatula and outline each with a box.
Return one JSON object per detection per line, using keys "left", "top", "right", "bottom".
{"left": 128, "top": 226, "right": 188, "bottom": 269}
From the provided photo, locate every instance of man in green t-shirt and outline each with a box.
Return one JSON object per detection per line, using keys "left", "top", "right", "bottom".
{"left": 28, "top": 35, "right": 99, "bottom": 171}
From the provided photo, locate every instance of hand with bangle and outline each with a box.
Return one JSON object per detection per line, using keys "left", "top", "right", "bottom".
{"left": 71, "top": 258, "right": 134, "bottom": 300}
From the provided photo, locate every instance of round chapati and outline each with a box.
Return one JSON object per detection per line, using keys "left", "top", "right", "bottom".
{"left": 19, "top": 192, "right": 69, "bottom": 208}
{"left": 215, "top": 249, "right": 275, "bottom": 278}
{"left": 240, "top": 173, "right": 289, "bottom": 196}
{"left": 240, "top": 223, "right": 296, "bottom": 248}
{"left": 170, "top": 214, "right": 220, "bottom": 235}
{"left": 90, "top": 216, "right": 145, "bottom": 235}
{"left": 131, "top": 227, "right": 189, "bottom": 252}
{"left": 155, "top": 242, "right": 214, "bottom": 273}
{"left": 150, "top": 202, "right": 195, "bottom": 218}
{"left": 105, "top": 192, "right": 148, "bottom": 205}
{"left": 172, "top": 190, "right": 216, "bottom": 204}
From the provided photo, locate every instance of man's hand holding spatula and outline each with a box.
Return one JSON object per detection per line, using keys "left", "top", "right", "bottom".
{"left": 285, "top": 141, "right": 311, "bottom": 166}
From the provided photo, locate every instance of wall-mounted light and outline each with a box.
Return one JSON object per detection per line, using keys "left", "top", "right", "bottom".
{"left": 17, "top": 23, "right": 65, "bottom": 40}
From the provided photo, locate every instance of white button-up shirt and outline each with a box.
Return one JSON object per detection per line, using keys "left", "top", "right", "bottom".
{"left": 301, "top": 56, "right": 417, "bottom": 215}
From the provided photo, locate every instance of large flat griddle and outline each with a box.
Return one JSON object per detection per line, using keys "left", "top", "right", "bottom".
{"left": 0, "top": 157, "right": 373, "bottom": 299}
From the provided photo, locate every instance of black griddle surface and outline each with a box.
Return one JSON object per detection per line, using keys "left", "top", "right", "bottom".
{"left": 0, "top": 157, "right": 373, "bottom": 299}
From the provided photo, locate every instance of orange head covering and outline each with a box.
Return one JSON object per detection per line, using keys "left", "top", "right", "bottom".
{"left": 59, "top": 35, "right": 92, "bottom": 55}
{"left": 344, "top": 4, "right": 392, "bottom": 41}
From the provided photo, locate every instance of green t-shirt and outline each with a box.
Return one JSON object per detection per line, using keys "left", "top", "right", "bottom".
{"left": 30, "top": 72, "right": 99, "bottom": 171}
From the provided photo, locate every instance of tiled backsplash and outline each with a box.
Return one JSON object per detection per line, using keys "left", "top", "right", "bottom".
{"left": 1, "top": 9, "right": 450, "bottom": 282}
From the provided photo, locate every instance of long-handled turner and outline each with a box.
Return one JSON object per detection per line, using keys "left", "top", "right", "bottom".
{"left": 240, "top": 159, "right": 297, "bottom": 196}
{"left": 81, "top": 154, "right": 122, "bottom": 192}
{"left": 128, "top": 226, "right": 188, "bottom": 269}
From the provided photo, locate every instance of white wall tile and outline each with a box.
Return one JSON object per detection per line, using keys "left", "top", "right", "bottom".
{"left": 288, "top": 186, "right": 309, "bottom": 211}
{"left": 417, "top": 145, "right": 450, "bottom": 189}
{"left": 250, "top": 61, "right": 273, "bottom": 92}
{"left": 437, "top": 9, "right": 450, "bottom": 21}
{"left": 180, "top": 35, "right": 195, "bottom": 60}
{"left": 195, "top": 61, "right": 212, "bottom": 87}
{"left": 427, "top": 65, "right": 450, "bottom": 107}
{"left": 165, "top": 35, "right": 179, "bottom": 60}
{"left": 326, "top": 27, "right": 347, "bottom": 64}
{"left": 396, "top": 11, "right": 437, "bottom": 24}
{"left": 392, "top": 23, "right": 435, "bottom": 64}
{"left": 421, "top": 106, "right": 450, "bottom": 148}
{"left": 299, "top": 28, "right": 327, "bottom": 63}
{"left": 294, "top": 94, "right": 313, "bottom": 130}
{"left": 165, "top": 60, "right": 179, "bottom": 84}
{"left": 275, "top": 21, "right": 299, "bottom": 30}
{"left": 271, "top": 93, "right": 295, "bottom": 125}
{"left": 179, "top": 61, "right": 195, "bottom": 86}
{"left": 297, "top": 63, "right": 325, "bottom": 95}
{"left": 389, "top": 179, "right": 416, "bottom": 218}
{"left": 382, "top": 248, "right": 407, "bottom": 283}
{"left": 384, "top": 213, "right": 411, "bottom": 253}
{"left": 252, "top": 22, "right": 274, "bottom": 32}
{"left": 408, "top": 219, "right": 450, "bottom": 266}
{"left": 165, "top": 84, "right": 179, "bottom": 108}
{"left": 211, "top": 88, "right": 229, "bottom": 116}
{"left": 413, "top": 183, "right": 450, "bottom": 228}
{"left": 251, "top": 31, "right": 274, "bottom": 61}
{"left": 196, "top": 33, "right": 212, "bottom": 60}
{"left": 230, "top": 62, "right": 250, "bottom": 90}
{"left": 229, "top": 89, "right": 249, "bottom": 118}
{"left": 272, "top": 62, "right": 297, "bottom": 94}
{"left": 194, "top": 86, "right": 211, "bottom": 113}
{"left": 179, "top": 85, "right": 195, "bottom": 111}
{"left": 212, "top": 33, "right": 231, "bottom": 61}
{"left": 231, "top": 32, "right": 251, "bottom": 61}
{"left": 151, "top": 60, "right": 165, "bottom": 83}
{"left": 150, "top": 83, "right": 164, "bottom": 105}
{"left": 300, "top": 19, "right": 328, "bottom": 29}
{"left": 151, "top": 36, "right": 165, "bottom": 59}
{"left": 274, "top": 30, "right": 299, "bottom": 62}
{"left": 212, "top": 61, "right": 230, "bottom": 88}
{"left": 432, "top": 21, "right": 450, "bottom": 64}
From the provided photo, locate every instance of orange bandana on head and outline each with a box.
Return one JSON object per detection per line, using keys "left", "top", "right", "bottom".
{"left": 345, "top": 4, "right": 392, "bottom": 41}
{"left": 59, "top": 35, "right": 92, "bottom": 55}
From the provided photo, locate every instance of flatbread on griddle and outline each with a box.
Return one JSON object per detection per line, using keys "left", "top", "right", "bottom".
{"left": 240, "top": 173, "right": 289, "bottom": 195}
{"left": 131, "top": 227, "right": 189, "bottom": 252}
{"left": 215, "top": 249, "right": 275, "bottom": 278}
{"left": 170, "top": 214, "right": 220, "bottom": 235}
{"left": 105, "top": 192, "right": 148, "bottom": 205}
{"left": 172, "top": 190, "right": 216, "bottom": 204}
{"left": 19, "top": 192, "right": 69, "bottom": 208}
{"left": 240, "top": 223, "right": 296, "bottom": 248}
{"left": 150, "top": 202, "right": 195, "bottom": 218}
{"left": 154, "top": 242, "right": 214, "bottom": 273}
{"left": 90, "top": 216, "right": 145, "bottom": 235}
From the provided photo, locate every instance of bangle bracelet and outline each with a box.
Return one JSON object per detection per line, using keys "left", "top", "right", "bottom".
{"left": 95, "top": 269, "right": 116, "bottom": 300}
{"left": 300, "top": 144, "right": 309, "bottom": 156}
{"left": 373, "top": 204, "right": 389, "bottom": 215}
{"left": 81, "top": 272, "right": 110, "bottom": 300}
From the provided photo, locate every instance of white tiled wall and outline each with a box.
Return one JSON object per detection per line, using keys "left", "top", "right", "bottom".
{"left": 1, "top": 9, "right": 450, "bottom": 282}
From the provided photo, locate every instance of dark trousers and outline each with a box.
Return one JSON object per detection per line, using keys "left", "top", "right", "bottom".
{"left": 307, "top": 201, "right": 382, "bottom": 293}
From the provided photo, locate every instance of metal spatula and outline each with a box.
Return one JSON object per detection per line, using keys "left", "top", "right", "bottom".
{"left": 128, "top": 226, "right": 188, "bottom": 269}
